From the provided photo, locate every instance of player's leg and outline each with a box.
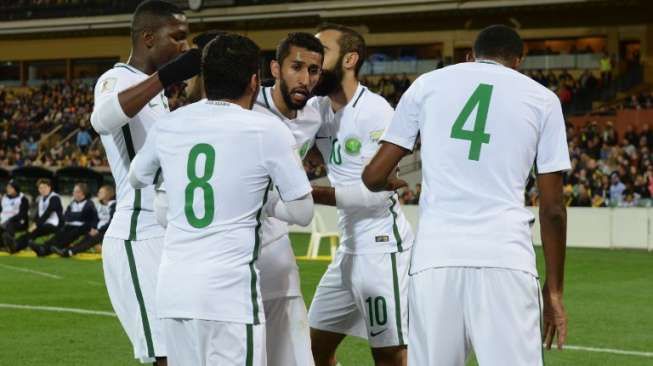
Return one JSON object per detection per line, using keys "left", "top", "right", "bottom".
{"left": 351, "top": 250, "right": 410, "bottom": 366}
{"left": 102, "top": 236, "right": 166, "bottom": 364}
{"left": 308, "top": 250, "right": 364, "bottom": 366}
{"left": 13, "top": 224, "right": 57, "bottom": 252}
{"left": 465, "top": 268, "right": 543, "bottom": 366}
{"left": 259, "top": 235, "right": 313, "bottom": 366}
{"left": 408, "top": 267, "right": 469, "bottom": 366}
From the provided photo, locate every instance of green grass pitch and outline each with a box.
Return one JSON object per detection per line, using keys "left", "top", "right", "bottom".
{"left": 0, "top": 234, "right": 651, "bottom": 365}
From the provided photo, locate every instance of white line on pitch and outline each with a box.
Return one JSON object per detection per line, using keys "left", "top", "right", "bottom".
{"left": 564, "top": 345, "right": 653, "bottom": 358}
{"left": 0, "top": 304, "right": 116, "bottom": 317}
{"left": 0, "top": 263, "right": 62, "bottom": 279}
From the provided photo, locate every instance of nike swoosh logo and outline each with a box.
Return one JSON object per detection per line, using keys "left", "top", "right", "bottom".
{"left": 148, "top": 101, "right": 158, "bottom": 108}
{"left": 370, "top": 329, "right": 387, "bottom": 337}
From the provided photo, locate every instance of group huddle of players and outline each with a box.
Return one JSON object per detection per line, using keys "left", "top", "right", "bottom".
{"left": 90, "top": 1, "right": 570, "bottom": 366}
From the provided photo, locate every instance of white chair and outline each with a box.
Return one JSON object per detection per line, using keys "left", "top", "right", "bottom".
{"left": 306, "top": 208, "right": 339, "bottom": 258}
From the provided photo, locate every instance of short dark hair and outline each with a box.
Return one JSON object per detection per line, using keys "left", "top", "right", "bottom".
{"left": 316, "top": 23, "right": 366, "bottom": 76}
{"left": 36, "top": 178, "right": 52, "bottom": 188}
{"left": 202, "top": 33, "right": 260, "bottom": 100}
{"left": 100, "top": 184, "right": 115, "bottom": 199}
{"left": 276, "top": 32, "right": 324, "bottom": 64}
{"left": 193, "top": 30, "right": 227, "bottom": 51}
{"left": 473, "top": 25, "right": 524, "bottom": 61}
{"left": 131, "top": 0, "right": 183, "bottom": 43}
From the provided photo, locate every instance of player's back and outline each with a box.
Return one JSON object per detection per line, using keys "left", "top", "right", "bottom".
{"left": 401, "top": 61, "right": 568, "bottom": 275}
{"left": 153, "top": 99, "right": 287, "bottom": 323}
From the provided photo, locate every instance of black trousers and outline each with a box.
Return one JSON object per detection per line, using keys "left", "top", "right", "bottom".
{"left": 0, "top": 221, "right": 28, "bottom": 248}
{"left": 69, "top": 231, "right": 105, "bottom": 255}
{"left": 45, "top": 226, "right": 88, "bottom": 249}
{"left": 15, "top": 224, "right": 59, "bottom": 251}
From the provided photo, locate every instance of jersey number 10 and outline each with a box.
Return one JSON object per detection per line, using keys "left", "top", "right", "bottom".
{"left": 185, "top": 143, "right": 215, "bottom": 228}
{"left": 450, "top": 83, "right": 493, "bottom": 161}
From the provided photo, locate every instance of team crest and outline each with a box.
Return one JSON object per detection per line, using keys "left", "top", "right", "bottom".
{"left": 344, "top": 136, "right": 362, "bottom": 156}
{"left": 100, "top": 78, "right": 117, "bottom": 93}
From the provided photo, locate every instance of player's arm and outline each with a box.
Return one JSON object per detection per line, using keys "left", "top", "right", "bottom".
{"left": 536, "top": 96, "right": 572, "bottom": 351}
{"left": 128, "top": 127, "right": 161, "bottom": 189}
{"left": 363, "top": 82, "right": 421, "bottom": 192}
{"left": 261, "top": 125, "right": 314, "bottom": 226}
{"left": 91, "top": 49, "right": 200, "bottom": 135}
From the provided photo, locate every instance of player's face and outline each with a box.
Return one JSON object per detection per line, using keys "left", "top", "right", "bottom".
{"left": 151, "top": 14, "right": 190, "bottom": 69}
{"left": 313, "top": 30, "right": 344, "bottom": 96}
{"left": 98, "top": 187, "right": 107, "bottom": 202}
{"left": 38, "top": 183, "right": 51, "bottom": 197}
{"left": 278, "top": 46, "right": 323, "bottom": 110}
{"left": 5, "top": 184, "right": 16, "bottom": 196}
{"left": 72, "top": 186, "right": 85, "bottom": 202}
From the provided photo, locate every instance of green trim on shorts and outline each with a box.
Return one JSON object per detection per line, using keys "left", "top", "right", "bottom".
{"left": 124, "top": 240, "right": 155, "bottom": 358}
{"left": 389, "top": 196, "right": 403, "bottom": 252}
{"left": 536, "top": 278, "right": 545, "bottom": 366}
{"left": 246, "top": 324, "right": 254, "bottom": 366}
{"left": 391, "top": 252, "right": 406, "bottom": 346}
{"left": 249, "top": 180, "right": 271, "bottom": 325}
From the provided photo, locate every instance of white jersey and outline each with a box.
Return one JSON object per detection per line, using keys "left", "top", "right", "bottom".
{"left": 253, "top": 85, "right": 322, "bottom": 246}
{"left": 311, "top": 84, "right": 413, "bottom": 254}
{"left": 91, "top": 63, "right": 168, "bottom": 241}
{"left": 130, "top": 99, "right": 312, "bottom": 324}
{"left": 37, "top": 192, "right": 60, "bottom": 227}
{"left": 382, "top": 61, "right": 571, "bottom": 276}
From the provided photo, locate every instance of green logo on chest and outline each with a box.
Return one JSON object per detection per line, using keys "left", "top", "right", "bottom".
{"left": 344, "top": 137, "right": 362, "bottom": 155}
{"left": 299, "top": 141, "right": 310, "bottom": 159}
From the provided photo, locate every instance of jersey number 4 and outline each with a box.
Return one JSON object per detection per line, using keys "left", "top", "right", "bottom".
{"left": 450, "top": 83, "right": 493, "bottom": 161}
{"left": 185, "top": 143, "right": 215, "bottom": 228}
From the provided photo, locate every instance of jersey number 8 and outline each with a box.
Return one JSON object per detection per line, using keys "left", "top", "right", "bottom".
{"left": 185, "top": 143, "right": 215, "bottom": 228}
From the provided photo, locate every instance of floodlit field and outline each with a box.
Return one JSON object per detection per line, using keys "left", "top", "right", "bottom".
{"left": 0, "top": 234, "right": 651, "bottom": 365}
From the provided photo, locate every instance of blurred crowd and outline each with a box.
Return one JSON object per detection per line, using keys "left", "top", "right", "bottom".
{"left": 526, "top": 121, "right": 653, "bottom": 208}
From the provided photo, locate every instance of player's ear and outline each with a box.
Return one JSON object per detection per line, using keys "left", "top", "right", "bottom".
{"left": 511, "top": 56, "right": 523, "bottom": 70}
{"left": 343, "top": 52, "right": 359, "bottom": 72}
{"left": 271, "top": 60, "right": 280, "bottom": 79}
{"left": 143, "top": 30, "right": 155, "bottom": 49}
{"left": 249, "top": 73, "right": 259, "bottom": 93}
{"left": 466, "top": 52, "right": 475, "bottom": 62}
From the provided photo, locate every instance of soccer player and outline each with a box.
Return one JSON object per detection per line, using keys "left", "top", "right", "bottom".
{"left": 253, "top": 32, "right": 324, "bottom": 366}
{"left": 308, "top": 24, "right": 414, "bottom": 366}
{"left": 90, "top": 1, "right": 200, "bottom": 364}
{"left": 13, "top": 179, "right": 62, "bottom": 253}
{"left": 363, "top": 25, "right": 569, "bottom": 365}
{"left": 128, "top": 33, "right": 314, "bottom": 366}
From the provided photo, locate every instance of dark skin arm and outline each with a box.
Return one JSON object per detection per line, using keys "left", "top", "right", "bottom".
{"left": 118, "top": 75, "right": 165, "bottom": 118}
{"left": 362, "top": 142, "right": 411, "bottom": 192}
{"left": 537, "top": 171, "right": 568, "bottom": 350}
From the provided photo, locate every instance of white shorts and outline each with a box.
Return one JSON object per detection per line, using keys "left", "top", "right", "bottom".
{"left": 164, "top": 319, "right": 266, "bottom": 366}
{"left": 258, "top": 235, "right": 301, "bottom": 301}
{"left": 264, "top": 296, "right": 314, "bottom": 366}
{"left": 409, "top": 267, "right": 543, "bottom": 366}
{"left": 102, "top": 236, "right": 165, "bottom": 363}
{"left": 308, "top": 248, "right": 410, "bottom": 348}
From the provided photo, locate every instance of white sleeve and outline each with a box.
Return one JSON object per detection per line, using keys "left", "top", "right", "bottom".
{"left": 536, "top": 96, "right": 571, "bottom": 174}
{"left": 381, "top": 78, "right": 421, "bottom": 151}
{"left": 335, "top": 182, "right": 392, "bottom": 209}
{"left": 91, "top": 72, "right": 132, "bottom": 135}
{"left": 260, "top": 124, "right": 313, "bottom": 201}
{"left": 267, "top": 193, "right": 314, "bottom": 226}
{"left": 128, "top": 127, "right": 160, "bottom": 189}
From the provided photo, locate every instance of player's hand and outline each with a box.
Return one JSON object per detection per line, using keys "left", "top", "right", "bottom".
{"left": 157, "top": 49, "right": 202, "bottom": 88}
{"left": 542, "top": 282, "right": 567, "bottom": 350}
{"left": 384, "top": 177, "right": 408, "bottom": 192}
{"left": 89, "top": 228, "right": 99, "bottom": 237}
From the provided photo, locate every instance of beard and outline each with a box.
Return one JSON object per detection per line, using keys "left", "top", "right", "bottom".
{"left": 279, "top": 76, "right": 309, "bottom": 110}
{"left": 313, "top": 58, "right": 344, "bottom": 97}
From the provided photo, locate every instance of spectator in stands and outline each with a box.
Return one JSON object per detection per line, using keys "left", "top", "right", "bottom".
{"left": 601, "top": 121, "right": 618, "bottom": 147}
{"left": 624, "top": 124, "right": 639, "bottom": 146}
{"left": 76, "top": 123, "right": 93, "bottom": 153}
{"left": 12, "top": 178, "right": 62, "bottom": 253}
{"left": 600, "top": 51, "right": 612, "bottom": 87}
{"left": 53, "top": 184, "right": 115, "bottom": 257}
{"left": 609, "top": 173, "right": 626, "bottom": 206}
{"left": 0, "top": 180, "right": 29, "bottom": 252}
{"left": 32, "top": 182, "right": 97, "bottom": 257}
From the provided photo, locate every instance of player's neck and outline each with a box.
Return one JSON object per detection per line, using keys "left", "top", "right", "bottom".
{"left": 271, "top": 84, "right": 297, "bottom": 120}
{"left": 126, "top": 52, "right": 155, "bottom": 75}
{"left": 329, "top": 76, "right": 359, "bottom": 112}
